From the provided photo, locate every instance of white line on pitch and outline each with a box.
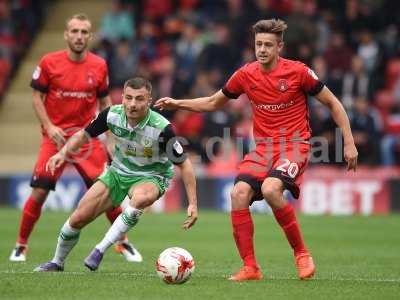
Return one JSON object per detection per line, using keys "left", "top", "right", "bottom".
{"left": 1, "top": 270, "right": 400, "bottom": 283}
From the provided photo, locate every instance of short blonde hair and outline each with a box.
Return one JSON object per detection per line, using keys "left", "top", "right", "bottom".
{"left": 65, "top": 13, "right": 91, "bottom": 29}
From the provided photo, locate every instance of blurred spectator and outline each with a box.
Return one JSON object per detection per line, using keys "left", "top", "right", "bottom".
{"left": 143, "top": 0, "right": 173, "bottom": 22}
{"left": 109, "top": 38, "right": 137, "bottom": 88}
{"left": 348, "top": 97, "right": 382, "bottom": 165}
{"left": 324, "top": 31, "right": 353, "bottom": 74}
{"left": 197, "top": 22, "right": 239, "bottom": 85}
{"left": 174, "top": 21, "right": 204, "bottom": 92}
{"left": 357, "top": 30, "right": 380, "bottom": 74}
{"left": 309, "top": 101, "right": 337, "bottom": 164}
{"left": 324, "top": 31, "right": 353, "bottom": 94}
{"left": 92, "top": 38, "right": 114, "bottom": 62}
{"left": 339, "top": 0, "right": 370, "bottom": 46}
{"left": 380, "top": 101, "right": 400, "bottom": 166}
{"left": 315, "top": 10, "right": 333, "bottom": 55}
{"left": 5, "top": 0, "right": 400, "bottom": 167}
{"left": 99, "top": 0, "right": 135, "bottom": 43}
{"left": 381, "top": 130, "right": 400, "bottom": 166}
{"left": 0, "top": 1, "right": 17, "bottom": 63}
{"left": 284, "top": 0, "right": 316, "bottom": 59}
{"left": 380, "top": 24, "right": 399, "bottom": 58}
{"left": 0, "top": 0, "right": 46, "bottom": 100}
{"left": 311, "top": 55, "right": 341, "bottom": 97}
{"left": 341, "top": 55, "right": 372, "bottom": 109}
{"left": 137, "top": 20, "right": 160, "bottom": 64}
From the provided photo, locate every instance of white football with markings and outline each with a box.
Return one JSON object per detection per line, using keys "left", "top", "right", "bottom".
{"left": 156, "top": 247, "right": 195, "bottom": 284}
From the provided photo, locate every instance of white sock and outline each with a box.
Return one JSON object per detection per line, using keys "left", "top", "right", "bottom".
{"left": 96, "top": 206, "right": 143, "bottom": 253}
{"left": 51, "top": 219, "right": 80, "bottom": 266}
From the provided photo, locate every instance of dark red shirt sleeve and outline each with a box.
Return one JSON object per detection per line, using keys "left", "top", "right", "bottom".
{"left": 30, "top": 57, "right": 50, "bottom": 93}
{"left": 300, "top": 64, "right": 324, "bottom": 96}
{"left": 222, "top": 68, "right": 245, "bottom": 99}
{"left": 97, "top": 63, "right": 109, "bottom": 98}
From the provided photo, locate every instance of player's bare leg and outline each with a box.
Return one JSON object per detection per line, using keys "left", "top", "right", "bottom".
{"left": 84, "top": 182, "right": 159, "bottom": 271}
{"left": 262, "top": 177, "right": 315, "bottom": 279}
{"left": 34, "top": 181, "right": 112, "bottom": 271}
{"left": 228, "top": 181, "right": 263, "bottom": 281}
{"left": 10, "top": 187, "right": 49, "bottom": 262}
{"left": 74, "top": 144, "right": 142, "bottom": 262}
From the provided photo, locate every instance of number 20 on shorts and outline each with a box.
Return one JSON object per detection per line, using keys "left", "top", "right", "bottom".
{"left": 276, "top": 159, "right": 299, "bottom": 178}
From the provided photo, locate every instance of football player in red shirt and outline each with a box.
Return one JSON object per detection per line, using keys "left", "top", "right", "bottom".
{"left": 155, "top": 19, "right": 358, "bottom": 281}
{"left": 10, "top": 14, "right": 142, "bottom": 263}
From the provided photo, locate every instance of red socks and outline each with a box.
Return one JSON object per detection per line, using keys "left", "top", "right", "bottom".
{"left": 105, "top": 206, "right": 123, "bottom": 223}
{"left": 273, "top": 203, "right": 307, "bottom": 256}
{"left": 17, "top": 196, "right": 44, "bottom": 245}
{"left": 231, "top": 208, "right": 258, "bottom": 269}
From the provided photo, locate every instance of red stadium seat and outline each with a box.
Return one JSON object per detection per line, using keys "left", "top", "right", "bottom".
{"left": 374, "top": 89, "right": 395, "bottom": 111}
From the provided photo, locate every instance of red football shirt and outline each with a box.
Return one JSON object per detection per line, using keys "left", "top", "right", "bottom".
{"left": 222, "top": 57, "right": 323, "bottom": 143}
{"left": 31, "top": 50, "right": 109, "bottom": 137}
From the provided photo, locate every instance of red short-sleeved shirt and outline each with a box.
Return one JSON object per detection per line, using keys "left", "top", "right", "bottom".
{"left": 30, "top": 50, "right": 109, "bottom": 137}
{"left": 222, "top": 57, "right": 324, "bottom": 143}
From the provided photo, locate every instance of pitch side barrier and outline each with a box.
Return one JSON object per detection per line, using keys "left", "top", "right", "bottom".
{"left": 1, "top": 166, "right": 399, "bottom": 215}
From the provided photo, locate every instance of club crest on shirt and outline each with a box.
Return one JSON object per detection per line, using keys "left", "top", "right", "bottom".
{"left": 87, "top": 71, "right": 96, "bottom": 87}
{"left": 142, "top": 137, "right": 153, "bottom": 147}
{"left": 277, "top": 79, "right": 289, "bottom": 92}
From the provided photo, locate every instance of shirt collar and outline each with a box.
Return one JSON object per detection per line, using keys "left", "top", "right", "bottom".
{"left": 122, "top": 109, "right": 151, "bottom": 131}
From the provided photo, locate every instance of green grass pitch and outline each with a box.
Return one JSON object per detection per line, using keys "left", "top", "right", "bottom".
{"left": 0, "top": 208, "right": 399, "bottom": 299}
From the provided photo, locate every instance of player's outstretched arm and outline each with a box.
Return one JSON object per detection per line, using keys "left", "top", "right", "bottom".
{"left": 154, "top": 90, "right": 230, "bottom": 112}
{"left": 315, "top": 86, "right": 358, "bottom": 171}
{"left": 176, "top": 159, "right": 198, "bottom": 229}
{"left": 46, "top": 130, "right": 89, "bottom": 175}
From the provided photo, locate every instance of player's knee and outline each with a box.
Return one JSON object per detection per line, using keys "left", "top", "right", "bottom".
{"left": 230, "top": 185, "right": 252, "bottom": 207}
{"left": 261, "top": 179, "right": 283, "bottom": 205}
{"left": 131, "top": 190, "right": 157, "bottom": 209}
{"left": 31, "top": 188, "right": 49, "bottom": 203}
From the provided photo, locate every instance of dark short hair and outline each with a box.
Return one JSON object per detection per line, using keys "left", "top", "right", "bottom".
{"left": 66, "top": 13, "right": 91, "bottom": 29}
{"left": 252, "top": 19, "right": 288, "bottom": 41}
{"left": 124, "top": 77, "right": 152, "bottom": 93}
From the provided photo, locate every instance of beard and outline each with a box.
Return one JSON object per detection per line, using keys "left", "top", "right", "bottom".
{"left": 68, "top": 41, "right": 87, "bottom": 54}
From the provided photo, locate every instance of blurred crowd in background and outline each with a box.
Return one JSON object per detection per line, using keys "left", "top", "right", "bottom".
{"left": 2, "top": 0, "right": 400, "bottom": 171}
{"left": 0, "top": 0, "right": 47, "bottom": 99}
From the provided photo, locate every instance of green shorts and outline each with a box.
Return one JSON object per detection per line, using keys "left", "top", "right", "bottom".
{"left": 97, "top": 168, "right": 171, "bottom": 207}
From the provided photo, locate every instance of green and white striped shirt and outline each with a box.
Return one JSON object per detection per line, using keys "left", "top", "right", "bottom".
{"left": 85, "top": 105, "right": 186, "bottom": 179}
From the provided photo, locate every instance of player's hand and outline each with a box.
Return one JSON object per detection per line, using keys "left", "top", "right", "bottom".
{"left": 46, "top": 152, "right": 65, "bottom": 175}
{"left": 46, "top": 125, "right": 66, "bottom": 146}
{"left": 344, "top": 142, "right": 358, "bottom": 171}
{"left": 154, "top": 97, "right": 179, "bottom": 111}
{"left": 182, "top": 204, "right": 198, "bottom": 230}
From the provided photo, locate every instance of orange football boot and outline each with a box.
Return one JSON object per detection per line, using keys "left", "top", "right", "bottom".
{"left": 295, "top": 254, "right": 315, "bottom": 279}
{"left": 228, "top": 266, "right": 263, "bottom": 281}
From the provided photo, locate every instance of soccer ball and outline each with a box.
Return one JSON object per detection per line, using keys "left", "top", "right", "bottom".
{"left": 156, "top": 247, "right": 195, "bottom": 284}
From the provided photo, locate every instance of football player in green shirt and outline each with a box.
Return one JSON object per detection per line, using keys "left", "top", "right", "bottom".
{"left": 34, "top": 77, "right": 198, "bottom": 272}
